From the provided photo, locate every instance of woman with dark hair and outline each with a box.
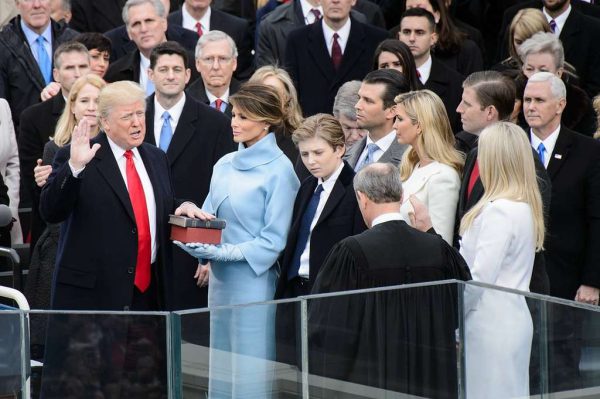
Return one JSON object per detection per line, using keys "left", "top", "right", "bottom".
{"left": 393, "top": 0, "right": 484, "bottom": 76}
{"left": 176, "top": 83, "right": 300, "bottom": 398}
{"left": 373, "top": 39, "right": 423, "bottom": 91}
{"left": 75, "top": 32, "right": 112, "bottom": 78}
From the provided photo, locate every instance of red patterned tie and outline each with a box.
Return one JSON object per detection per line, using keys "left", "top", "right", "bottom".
{"left": 310, "top": 8, "right": 321, "bottom": 23}
{"left": 124, "top": 150, "right": 151, "bottom": 292}
{"left": 332, "top": 33, "right": 342, "bottom": 70}
{"left": 215, "top": 98, "right": 223, "bottom": 112}
{"left": 195, "top": 22, "right": 203, "bottom": 37}
{"left": 467, "top": 160, "right": 480, "bottom": 200}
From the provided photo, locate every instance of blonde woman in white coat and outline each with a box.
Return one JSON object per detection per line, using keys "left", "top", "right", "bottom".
{"left": 460, "top": 122, "right": 545, "bottom": 399}
{"left": 394, "top": 90, "right": 463, "bottom": 244}
{"left": 0, "top": 98, "right": 22, "bottom": 244}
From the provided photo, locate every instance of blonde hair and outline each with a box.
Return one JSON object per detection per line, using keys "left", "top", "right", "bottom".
{"left": 460, "top": 122, "right": 545, "bottom": 250}
{"left": 249, "top": 65, "right": 303, "bottom": 132}
{"left": 508, "top": 8, "right": 551, "bottom": 63}
{"left": 98, "top": 81, "right": 146, "bottom": 120}
{"left": 394, "top": 90, "right": 464, "bottom": 181}
{"left": 53, "top": 74, "right": 106, "bottom": 147}
{"left": 292, "top": 113, "right": 346, "bottom": 151}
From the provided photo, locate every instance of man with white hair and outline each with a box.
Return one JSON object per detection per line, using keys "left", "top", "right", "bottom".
{"left": 524, "top": 71, "right": 600, "bottom": 390}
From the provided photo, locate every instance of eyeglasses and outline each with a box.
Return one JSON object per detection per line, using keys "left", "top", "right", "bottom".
{"left": 198, "top": 56, "right": 233, "bottom": 66}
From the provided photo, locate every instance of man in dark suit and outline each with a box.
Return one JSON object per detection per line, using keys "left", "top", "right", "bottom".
{"left": 398, "top": 8, "right": 463, "bottom": 132}
{"left": 168, "top": 0, "right": 254, "bottom": 80}
{"left": 0, "top": 0, "right": 78, "bottom": 134}
{"left": 186, "top": 30, "right": 241, "bottom": 118}
{"left": 498, "top": 0, "right": 600, "bottom": 97}
{"left": 145, "top": 41, "right": 234, "bottom": 309}
{"left": 524, "top": 72, "right": 600, "bottom": 391}
{"left": 284, "top": 0, "right": 389, "bottom": 117}
{"left": 345, "top": 69, "right": 409, "bottom": 170}
{"left": 309, "top": 162, "right": 471, "bottom": 398}
{"left": 104, "top": 0, "right": 198, "bottom": 93}
{"left": 18, "top": 42, "right": 90, "bottom": 246}
{"left": 40, "top": 80, "right": 201, "bottom": 311}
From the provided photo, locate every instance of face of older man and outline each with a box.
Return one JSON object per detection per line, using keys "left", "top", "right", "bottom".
{"left": 17, "top": 0, "right": 51, "bottom": 34}
{"left": 322, "top": 0, "right": 356, "bottom": 27}
{"left": 523, "top": 80, "right": 565, "bottom": 136}
{"left": 126, "top": 2, "right": 167, "bottom": 58}
{"left": 196, "top": 39, "right": 237, "bottom": 94}
{"left": 102, "top": 100, "right": 146, "bottom": 150}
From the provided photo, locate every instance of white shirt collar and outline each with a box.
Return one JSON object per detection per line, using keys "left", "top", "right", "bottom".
{"left": 543, "top": 4, "right": 571, "bottom": 35}
{"left": 530, "top": 124, "right": 561, "bottom": 169}
{"left": 366, "top": 129, "right": 396, "bottom": 154}
{"left": 154, "top": 93, "right": 186, "bottom": 127}
{"left": 321, "top": 17, "right": 351, "bottom": 56}
{"left": 182, "top": 3, "right": 211, "bottom": 32}
{"left": 372, "top": 212, "right": 403, "bottom": 227}
{"left": 106, "top": 134, "right": 140, "bottom": 159}
{"left": 417, "top": 55, "right": 433, "bottom": 84}
{"left": 300, "top": 0, "right": 323, "bottom": 24}
{"left": 206, "top": 87, "right": 230, "bottom": 105}
{"left": 139, "top": 53, "right": 151, "bottom": 91}
{"left": 318, "top": 161, "right": 345, "bottom": 193}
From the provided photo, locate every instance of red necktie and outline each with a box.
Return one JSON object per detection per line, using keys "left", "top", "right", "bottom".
{"left": 124, "top": 150, "right": 151, "bottom": 292}
{"left": 332, "top": 33, "right": 342, "bottom": 70}
{"left": 195, "top": 22, "right": 203, "bottom": 37}
{"left": 310, "top": 8, "right": 321, "bottom": 23}
{"left": 215, "top": 98, "right": 223, "bottom": 112}
{"left": 467, "top": 160, "right": 480, "bottom": 200}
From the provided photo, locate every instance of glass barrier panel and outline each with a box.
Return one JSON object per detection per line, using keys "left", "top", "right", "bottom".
{"left": 0, "top": 308, "right": 25, "bottom": 399}
{"left": 27, "top": 310, "right": 170, "bottom": 399}
{"left": 305, "top": 281, "right": 463, "bottom": 399}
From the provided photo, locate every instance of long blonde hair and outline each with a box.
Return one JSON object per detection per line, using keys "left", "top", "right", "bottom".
{"left": 460, "top": 122, "right": 545, "bottom": 250}
{"left": 53, "top": 74, "right": 106, "bottom": 147}
{"left": 394, "top": 90, "right": 464, "bottom": 180}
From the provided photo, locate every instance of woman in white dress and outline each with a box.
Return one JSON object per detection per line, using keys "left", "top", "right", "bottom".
{"left": 460, "top": 121, "right": 545, "bottom": 399}
{"left": 394, "top": 89, "right": 463, "bottom": 244}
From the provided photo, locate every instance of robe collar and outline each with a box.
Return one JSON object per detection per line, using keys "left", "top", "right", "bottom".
{"left": 231, "top": 133, "right": 283, "bottom": 170}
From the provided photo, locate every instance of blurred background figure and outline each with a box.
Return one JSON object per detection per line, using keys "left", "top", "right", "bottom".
{"left": 0, "top": 99, "right": 22, "bottom": 246}
{"left": 333, "top": 81, "right": 369, "bottom": 150}
{"left": 373, "top": 39, "right": 422, "bottom": 91}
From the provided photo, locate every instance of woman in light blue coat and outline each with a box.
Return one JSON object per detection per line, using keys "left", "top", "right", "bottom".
{"left": 177, "top": 83, "right": 300, "bottom": 398}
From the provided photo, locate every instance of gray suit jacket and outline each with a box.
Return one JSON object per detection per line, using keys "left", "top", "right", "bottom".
{"left": 344, "top": 136, "right": 408, "bottom": 169}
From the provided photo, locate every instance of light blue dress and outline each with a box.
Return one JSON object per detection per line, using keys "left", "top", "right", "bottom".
{"left": 202, "top": 133, "right": 300, "bottom": 398}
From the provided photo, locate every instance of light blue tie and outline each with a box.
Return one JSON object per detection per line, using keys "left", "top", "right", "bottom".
{"left": 357, "top": 143, "right": 379, "bottom": 171}
{"left": 537, "top": 142, "right": 546, "bottom": 166}
{"left": 159, "top": 111, "right": 172, "bottom": 152}
{"left": 36, "top": 36, "right": 52, "bottom": 85}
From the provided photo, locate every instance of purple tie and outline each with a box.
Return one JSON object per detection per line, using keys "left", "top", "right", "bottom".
{"left": 549, "top": 19, "right": 557, "bottom": 33}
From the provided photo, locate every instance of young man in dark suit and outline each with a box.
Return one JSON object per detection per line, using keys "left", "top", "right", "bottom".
{"left": 284, "top": 0, "right": 389, "bottom": 117}
{"left": 145, "top": 41, "right": 235, "bottom": 309}
{"left": 524, "top": 72, "right": 600, "bottom": 391}
{"left": 398, "top": 7, "right": 463, "bottom": 132}
{"left": 168, "top": 0, "right": 254, "bottom": 80}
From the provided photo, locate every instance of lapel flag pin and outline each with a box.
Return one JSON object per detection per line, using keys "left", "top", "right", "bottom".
{"left": 554, "top": 154, "right": 562, "bottom": 159}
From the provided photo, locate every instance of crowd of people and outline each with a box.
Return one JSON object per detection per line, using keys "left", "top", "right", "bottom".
{"left": 1, "top": 0, "right": 600, "bottom": 398}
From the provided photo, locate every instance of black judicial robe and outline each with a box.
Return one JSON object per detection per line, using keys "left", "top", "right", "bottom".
{"left": 309, "top": 220, "right": 471, "bottom": 399}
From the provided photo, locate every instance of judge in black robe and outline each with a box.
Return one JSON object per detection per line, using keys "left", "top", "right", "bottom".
{"left": 308, "top": 163, "right": 471, "bottom": 399}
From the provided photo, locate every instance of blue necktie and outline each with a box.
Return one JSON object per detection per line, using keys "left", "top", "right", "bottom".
{"left": 357, "top": 143, "right": 379, "bottom": 171}
{"left": 36, "top": 36, "right": 52, "bottom": 85}
{"left": 537, "top": 142, "right": 546, "bottom": 166}
{"left": 549, "top": 19, "right": 557, "bottom": 34}
{"left": 288, "top": 184, "right": 324, "bottom": 281}
{"left": 159, "top": 111, "right": 172, "bottom": 152}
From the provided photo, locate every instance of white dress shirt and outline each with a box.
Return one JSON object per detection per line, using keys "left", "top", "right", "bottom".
{"left": 300, "top": 0, "right": 323, "bottom": 24}
{"left": 297, "top": 161, "right": 345, "bottom": 278}
{"left": 530, "top": 125, "right": 560, "bottom": 169}
{"left": 417, "top": 55, "right": 433, "bottom": 85}
{"left": 372, "top": 212, "right": 403, "bottom": 227}
{"left": 355, "top": 130, "right": 397, "bottom": 167}
{"left": 153, "top": 93, "right": 186, "bottom": 146}
{"left": 139, "top": 53, "right": 152, "bottom": 94}
{"left": 182, "top": 3, "right": 211, "bottom": 33}
{"left": 322, "top": 17, "right": 351, "bottom": 56}
{"left": 20, "top": 20, "right": 52, "bottom": 65}
{"left": 543, "top": 5, "right": 571, "bottom": 35}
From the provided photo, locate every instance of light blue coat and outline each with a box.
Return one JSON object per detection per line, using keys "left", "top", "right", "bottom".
{"left": 202, "top": 133, "right": 299, "bottom": 398}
